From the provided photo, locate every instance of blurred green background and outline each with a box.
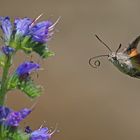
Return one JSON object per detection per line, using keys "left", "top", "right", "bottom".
{"left": 1, "top": 0, "right": 140, "bottom": 140}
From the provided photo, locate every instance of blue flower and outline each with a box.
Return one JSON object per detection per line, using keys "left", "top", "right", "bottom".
{"left": 14, "top": 15, "right": 54, "bottom": 43}
{"left": 15, "top": 61, "right": 40, "bottom": 78}
{"left": 14, "top": 17, "right": 32, "bottom": 36}
{"left": 2, "top": 46, "right": 15, "bottom": 55}
{"left": 0, "top": 106, "right": 12, "bottom": 123}
{"left": 0, "top": 106, "right": 31, "bottom": 127}
{"left": 5, "top": 108, "right": 31, "bottom": 127}
{"left": 19, "top": 108, "right": 32, "bottom": 118}
{"left": 0, "top": 15, "right": 58, "bottom": 44}
{"left": 29, "top": 20, "right": 53, "bottom": 43}
{"left": 0, "top": 17, "right": 12, "bottom": 43}
{"left": 0, "top": 15, "right": 59, "bottom": 58}
{"left": 30, "top": 127, "right": 56, "bottom": 140}
{"left": 25, "top": 126, "right": 32, "bottom": 133}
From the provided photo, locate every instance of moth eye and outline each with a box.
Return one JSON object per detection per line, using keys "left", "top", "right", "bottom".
{"left": 127, "top": 49, "right": 131, "bottom": 55}
{"left": 113, "top": 57, "right": 117, "bottom": 60}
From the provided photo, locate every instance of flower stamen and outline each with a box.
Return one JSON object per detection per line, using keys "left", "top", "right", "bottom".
{"left": 30, "top": 13, "right": 44, "bottom": 27}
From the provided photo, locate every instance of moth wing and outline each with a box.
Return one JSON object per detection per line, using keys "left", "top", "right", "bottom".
{"left": 124, "top": 35, "right": 140, "bottom": 57}
{"left": 130, "top": 54, "right": 140, "bottom": 72}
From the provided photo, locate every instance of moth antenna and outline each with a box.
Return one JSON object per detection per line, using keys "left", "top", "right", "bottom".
{"left": 30, "top": 13, "right": 44, "bottom": 27}
{"left": 116, "top": 43, "right": 122, "bottom": 53}
{"left": 89, "top": 54, "right": 109, "bottom": 68}
{"left": 95, "top": 34, "right": 112, "bottom": 52}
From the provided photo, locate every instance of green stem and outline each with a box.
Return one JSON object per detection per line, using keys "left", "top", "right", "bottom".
{"left": 0, "top": 56, "right": 12, "bottom": 105}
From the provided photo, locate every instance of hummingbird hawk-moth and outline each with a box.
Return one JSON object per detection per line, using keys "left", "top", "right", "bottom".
{"left": 89, "top": 35, "right": 140, "bottom": 78}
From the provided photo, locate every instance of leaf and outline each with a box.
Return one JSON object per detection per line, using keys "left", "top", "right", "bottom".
{"left": 7, "top": 75, "right": 42, "bottom": 98}
{"left": 32, "top": 43, "right": 54, "bottom": 58}
{"left": 18, "top": 80, "right": 42, "bottom": 98}
{"left": 0, "top": 124, "right": 29, "bottom": 140}
{"left": 7, "top": 75, "right": 19, "bottom": 89}
{"left": 42, "top": 49, "right": 55, "bottom": 58}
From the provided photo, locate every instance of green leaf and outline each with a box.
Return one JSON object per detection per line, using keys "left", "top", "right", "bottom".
{"left": 0, "top": 124, "right": 29, "bottom": 140}
{"left": 42, "top": 49, "right": 55, "bottom": 58}
{"left": 9, "top": 35, "right": 55, "bottom": 59}
{"left": 20, "top": 36, "right": 34, "bottom": 52}
{"left": 18, "top": 80, "right": 42, "bottom": 98}
{"left": 7, "top": 75, "right": 19, "bottom": 89}
{"left": 7, "top": 74, "right": 42, "bottom": 98}
{"left": 32, "top": 43, "right": 54, "bottom": 58}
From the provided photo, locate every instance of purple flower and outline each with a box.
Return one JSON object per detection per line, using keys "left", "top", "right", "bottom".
{"left": 16, "top": 61, "right": 40, "bottom": 78}
{"left": 0, "top": 106, "right": 12, "bottom": 123}
{"left": 14, "top": 18, "right": 32, "bottom": 36}
{"left": 13, "top": 14, "right": 54, "bottom": 43}
{"left": 0, "top": 106, "right": 31, "bottom": 127}
{"left": 29, "top": 20, "right": 53, "bottom": 43}
{"left": 19, "top": 108, "right": 32, "bottom": 118}
{"left": 2, "top": 46, "right": 15, "bottom": 55}
{"left": 30, "top": 127, "right": 56, "bottom": 140}
{"left": 25, "top": 126, "right": 32, "bottom": 133}
{"left": 14, "top": 15, "right": 57, "bottom": 43}
{"left": 0, "top": 15, "right": 59, "bottom": 58}
{"left": 0, "top": 17, "right": 12, "bottom": 43}
{"left": 5, "top": 108, "right": 31, "bottom": 127}
{"left": 0, "top": 15, "right": 58, "bottom": 44}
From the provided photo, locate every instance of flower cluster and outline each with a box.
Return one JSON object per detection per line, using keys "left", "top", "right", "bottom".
{"left": 15, "top": 61, "right": 40, "bottom": 81}
{"left": 2, "top": 46, "right": 15, "bottom": 56}
{"left": 0, "top": 15, "right": 59, "bottom": 140}
{"left": 0, "top": 106, "right": 31, "bottom": 127}
{"left": 29, "top": 127, "right": 57, "bottom": 140}
{"left": 0, "top": 106, "right": 56, "bottom": 140}
{"left": 0, "top": 14, "right": 59, "bottom": 58}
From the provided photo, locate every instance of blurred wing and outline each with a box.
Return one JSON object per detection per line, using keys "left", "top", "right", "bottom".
{"left": 127, "top": 54, "right": 140, "bottom": 78}
{"left": 130, "top": 54, "right": 140, "bottom": 76}
{"left": 124, "top": 35, "right": 140, "bottom": 57}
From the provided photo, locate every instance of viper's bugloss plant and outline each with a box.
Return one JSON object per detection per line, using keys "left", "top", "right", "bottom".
{"left": 0, "top": 14, "right": 59, "bottom": 140}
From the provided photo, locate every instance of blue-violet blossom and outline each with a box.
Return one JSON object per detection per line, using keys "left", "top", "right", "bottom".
{"left": 0, "top": 17, "right": 12, "bottom": 43}
{"left": 0, "top": 106, "right": 31, "bottom": 127}
{"left": 5, "top": 108, "right": 31, "bottom": 127}
{"left": 0, "top": 106, "right": 12, "bottom": 123}
{"left": 15, "top": 61, "right": 40, "bottom": 80}
{"left": 2, "top": 46, "right": 15, "bottom": 55}
{"left": 0, "top": 15, "right": 59, "bottom": 57}
{"left": 30, "top": 127, "right": 57, "bottom": 140}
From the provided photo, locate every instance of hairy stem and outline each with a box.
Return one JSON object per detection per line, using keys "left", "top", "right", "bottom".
{"left": 0, "top": 56, "right": 12, "bottom": 105}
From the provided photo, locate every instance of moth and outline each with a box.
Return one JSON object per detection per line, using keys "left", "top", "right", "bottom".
{"left": 89, "top": 35, "right": 140, "bottom": 78}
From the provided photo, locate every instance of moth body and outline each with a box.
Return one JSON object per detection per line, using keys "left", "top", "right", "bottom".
{"left": 89, "top": 35, "right": 140, "bottom": 79}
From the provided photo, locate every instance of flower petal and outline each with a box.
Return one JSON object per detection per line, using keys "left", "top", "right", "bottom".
{"left": 14, "top": 17, "right": 32, "bottom": 36}
{"left": 16, "top": 61, "right": 40, "bottom": 77}
{"left": 0, "top": 16, "right": 12, "bottom": 42}
{"left": 29, "top": 21, "right": 53, "bottom": 43}
{"left": 30, "top": 127, "right": 50, "bottom": 140}
{"left": 0, "top": 106, "right": 12, "bottom": 122}
{"left": 5, "top": 108, "right": 31, "bottom": 127}
{"left": 2, "top": 46, "right": 15, "bottom": 55}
